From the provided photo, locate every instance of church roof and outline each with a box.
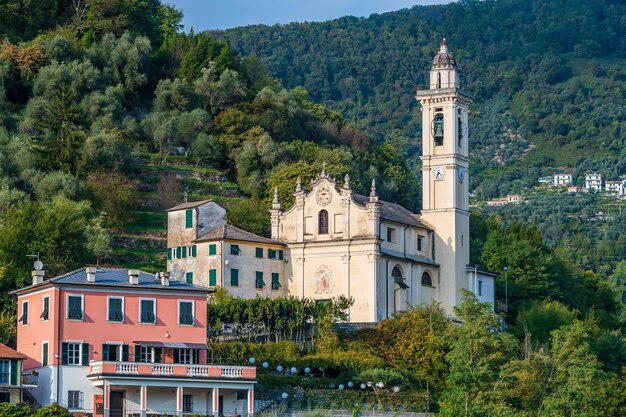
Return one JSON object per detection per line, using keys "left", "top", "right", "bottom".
{"left": 195, "top": 224, "right": 283, "bottom": 245}
{"left": 166, "top": 199, "right": 213, "bottom": 212}
{"left": 432, "top": 38, "right": 457, "bottom": 69}
{"left": 351, "top": 194, "right": 431, "bottom": 230}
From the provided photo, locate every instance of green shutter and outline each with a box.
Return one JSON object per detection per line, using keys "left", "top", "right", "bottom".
{"left": 81, "top": 343, "right": 89, "bottom": 365}
{"left": 191, "top": 245, "right": 197, "bottom": 257}
{"left": 256, "top": 271, "right": 264, "bottom": 288}
{"left": 231, "top": 244, "right": 239, "bottom": 255}
{"left": 231, "top": 269, "right": 239, "bottom": 286}
{"left": 61, "top": 342, "right": 68, "bottom": 365}
{"left": 279, "top": 250, "right": 284, "bottom": 260}
{"left": 135, "top": 345, "right": 141, "bottom": 362}
{"left": 209, "top": 269, "right": 217, "bottom": 286}
{"left": 122, "top": 345, "right": 129, "bottom": 362}
{"left": 167, "top": 248, "right": 172, "bottom": 260}
{"left": 154, "top": 348, "right": 162, "bottom": 363}
{"left": 267, "top": 248, "right": 272, "bottom": 258}
{"left": 102, "top": 344, "right": 109, "bottom": 361}
{"left": 209, "top": 244, "right": 216, "bottom": 255}
{"left": 10, "top": 360, "right": 17, "bottom": 385}
{"left": 173, "top": 349, "right": 180, "bottom": 364}
{"left": 256, "top": 248, "right": 263, "bottom": 258}
{"left": 272, "top": 273, "right": 280, "bottom": 290}
{"left": 193, "top": 349, "right": 199, "bottom": 364}
{"left": 186, "top": 272, "right": 193, "bottom": 284}
{"left": 22, "top": 302, "right": 28, "bottom": 325}
{"left": 182, "top": 246, "right": 187, "bottom": 258}
{"left": 185, "top": 209, "right": 193, "bottom": 228}
{"left": 42, "top": 343, "right": 48, "bottom": 366}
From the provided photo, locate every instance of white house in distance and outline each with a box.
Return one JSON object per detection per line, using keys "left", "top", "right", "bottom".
{"left": 585, "top": 173, "right": 602, "bottom": 191}
{"left": 166, "top": 39, "right": 496, "bottom": 322}
{"left": 605, "top": 180, "right": 624, "bottom": 195}
{"left": 553, "top": 173, "right": 573, "bottom": 187}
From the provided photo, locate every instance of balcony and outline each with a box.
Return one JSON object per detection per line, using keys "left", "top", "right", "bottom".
{"left": 87, "top": 361, "right": 256, "bottom": 380}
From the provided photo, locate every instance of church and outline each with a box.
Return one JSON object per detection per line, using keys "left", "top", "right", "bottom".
{"left": 166, "top": 40, "right": 496, "bottom": 322}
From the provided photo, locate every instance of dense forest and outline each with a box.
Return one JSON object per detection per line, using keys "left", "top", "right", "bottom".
{"left": 218, "top": 0, "right": 626, "bottom": 197}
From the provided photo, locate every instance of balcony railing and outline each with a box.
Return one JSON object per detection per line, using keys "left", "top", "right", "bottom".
{"left": 88, "top": 361, "right": 255, "bottom": 380}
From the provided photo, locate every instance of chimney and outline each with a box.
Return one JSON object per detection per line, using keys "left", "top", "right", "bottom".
{"left": 86, "top": 267, "right": 96, "bottom": 283}
{"left": 128, "top": 270, "right": 140, "bottom": 285}
{"left": 160, "top": 272, "right": 170, "bottom": 287}
{"left": 31, "top": 270, "right": 45, "bottom": 286}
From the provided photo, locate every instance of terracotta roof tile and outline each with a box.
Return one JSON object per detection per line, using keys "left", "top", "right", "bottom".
{"left": 195, "top": 224, "right": 282, "bottom": 245}
{"left": 0, "top": 343, "right": 27, "bottom": 360}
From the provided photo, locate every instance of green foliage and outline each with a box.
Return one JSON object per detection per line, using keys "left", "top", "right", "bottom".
{"left": 33, "top": 403, "right": 71, "bottom": 417}
{"left": 513, "top": 300, "right": 576, "bottom": 347}
{"left": 0, "top": 403, "right": 32, "bottom": 417}
{"left": 85, "top": 171, "right": 138, "bottom": 229}
{"left": 439, "top": 291, "right": 518, "bottom": 417}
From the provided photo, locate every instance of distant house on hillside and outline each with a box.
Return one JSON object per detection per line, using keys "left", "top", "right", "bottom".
{"left": 585, "top": 173, "right": 602, "bottom": 191}
{"left": 568, "top": 186, "right": 581, "bottom": 193}
{"left": 538, "top": 176, "right": 553, "bottom": 185}
{"left": 605, "top": 180, "right": 624, "bottom": 195}
{"left": 553, "top": 173, "right": 573, "bottom": 186}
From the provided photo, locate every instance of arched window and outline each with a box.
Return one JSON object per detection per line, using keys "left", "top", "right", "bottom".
{"left": 392, "top": 267, "right": 408, "bottom": 289}
{"left": 421, "top": 271, "right": 433, "bottom": 287}
{"left": 318, "top": 210, "right": 329, "bottom": 234}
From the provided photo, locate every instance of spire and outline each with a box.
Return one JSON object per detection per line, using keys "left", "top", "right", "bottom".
{"left": 295, "top": 176, "right": 302, "bottom": 193}
{"left": 343, "top": 174, "right": 351, "bottom": 189}
{"left": 369, "top": 178, "right": 378, "bottom": 202}
{"left": 272, "top": 187, "right": 280, "bottom": 210}
{"left": 440, "top": 37, "right": 448, "bottom": 53}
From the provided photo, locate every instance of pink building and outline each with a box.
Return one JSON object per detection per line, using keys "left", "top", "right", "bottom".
{"left": 13, "top": 267, "right": 256, "bottom": 417}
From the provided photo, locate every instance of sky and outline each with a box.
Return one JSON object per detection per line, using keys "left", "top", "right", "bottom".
{"left": 166, "top": 0, "right": 454, "bottom": 31}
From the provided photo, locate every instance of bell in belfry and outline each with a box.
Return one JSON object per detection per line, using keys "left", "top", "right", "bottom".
{"left": 433, "top": 117, "right": 444, "bottom": 139}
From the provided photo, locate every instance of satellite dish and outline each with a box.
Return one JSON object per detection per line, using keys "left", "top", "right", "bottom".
{"left": 34, "top": 260, "right": 43, "bottom": 271}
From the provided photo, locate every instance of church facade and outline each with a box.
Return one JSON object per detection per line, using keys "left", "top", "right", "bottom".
{"left": 166, "top": 40, "right": 495, "bottom": 322}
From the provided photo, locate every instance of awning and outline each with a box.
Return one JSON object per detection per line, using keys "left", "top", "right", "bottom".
{"left": 134, "top": 341, "right": 210, "bottom": 349}
{"left": 394, "top": 276, "right": 409, "bottom": 289}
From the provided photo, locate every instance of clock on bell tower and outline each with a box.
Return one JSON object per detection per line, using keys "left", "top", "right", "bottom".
{"left": 415, "top": 38, "right": 473, "bottom": 314}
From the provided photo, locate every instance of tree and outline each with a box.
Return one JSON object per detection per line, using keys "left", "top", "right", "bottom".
{"left": 513, "top": 300, "right": 576, "bottom": 347}
{"left": 85, "top": 171, "right": 138, "bottom": 229}
{"left": 84, "top": 216, "right": 111, "bottom": 265}
{"left": 439, "top": 291, "right": 518, "bottom": 417}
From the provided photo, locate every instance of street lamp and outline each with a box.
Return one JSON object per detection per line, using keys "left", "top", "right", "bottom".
{"left": 249, "top": 357, "right": 255, "bottom": 365}
{"left": 262, "top": 362, "right": 269, "bottom": 369}
{"left": 276, "top": 365, "right": 283, "bottom": 372}
{"left": 281, "top": 392, "right": 288, "bottom": 400}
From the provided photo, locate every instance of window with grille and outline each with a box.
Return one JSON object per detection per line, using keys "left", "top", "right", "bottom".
{"left": 68, "top": 343, "right": 81, "bottom": 365}
{"left": 230, "top": 244, "right": 240, "bottom": 255}
{"left": 68, "top": 391, "right": 82, "bottom": 409}
{"left": 318, "top": 210, "right": 329, "bottom": 234}
{"left": 108, "top": 297, "right": 123, "bottom": 322}
{"left": 183, "top": 394, "right": 193, "bottom": 412}
{"left": 140, "top": 299, "right": 155, "bottom": 323}
{"left": 174, "top": 348, "right": 198, "bottom": 364}
{"left": 179, "top": 301, "right": 194, "bottom": 325}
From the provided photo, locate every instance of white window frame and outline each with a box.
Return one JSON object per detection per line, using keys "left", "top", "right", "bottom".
{"left": 178, "top": 300, "right": 195, "bottom": 326}
{"left": 178, "top": 348, "right": 193, "bottom": 365}
{"left": 103, "top": 342, "right": 123, "bottom": 362}
{"left": 21, "top": 300, "right": 29, "bottom": 326}
{"left": 106, "top": 296, "right": 125, "bottom": 323}
{"left": 41, "top": 295, "right": 50, "bottom": 321}
{"left": 66, "top": 294, "right": 84, "bottom": 321}
{"left": 139, "top": 346, "right": 155, "bottom": 363}
{"left": 67, "top": 342, "right": 82, "bottom": 366}
{"left": 42, "top": 340, "right": 49, "bottom": 366}
{"left": 67, "top": 390, "right": 83, "bottom": 409}
{"left": 138, "top": 298, "right": 156, "bottom": 324}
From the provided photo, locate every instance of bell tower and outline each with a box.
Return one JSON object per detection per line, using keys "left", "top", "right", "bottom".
{"left": 415, "top": 38, "right": 472, "bottom": 314}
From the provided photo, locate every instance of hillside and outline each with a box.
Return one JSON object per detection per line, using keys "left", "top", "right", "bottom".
{"left": 218, "top": 0, "right": 626, "bottom": 198}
